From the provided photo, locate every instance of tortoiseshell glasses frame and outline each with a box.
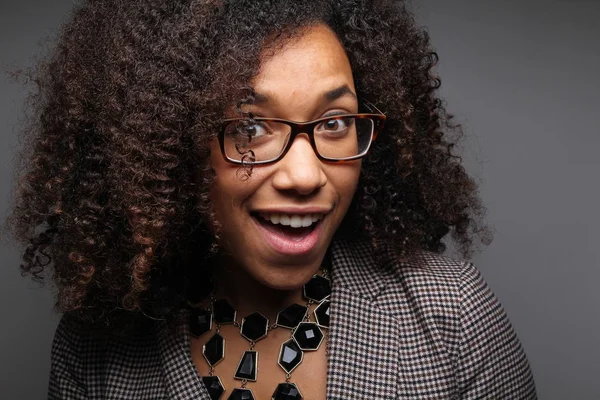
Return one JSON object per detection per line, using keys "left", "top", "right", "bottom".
{"left": 217, "top": 101, "right": 386, "bottom": 165}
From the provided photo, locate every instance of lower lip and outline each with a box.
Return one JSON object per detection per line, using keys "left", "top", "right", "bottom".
{"left": 253, "top": 216, "right": 323, "bottom": 255}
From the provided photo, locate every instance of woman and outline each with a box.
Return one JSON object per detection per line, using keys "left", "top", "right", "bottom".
{"left": 5, "top": 0, "right": 536, "bottom": 399}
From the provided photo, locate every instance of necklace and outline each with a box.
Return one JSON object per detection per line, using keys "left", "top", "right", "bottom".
{"left": 189, "top": 273, "right": 332, "bottom": 400}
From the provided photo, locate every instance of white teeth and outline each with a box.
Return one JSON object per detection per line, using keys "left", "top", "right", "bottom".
{"left": 301, "top": 215, "right": 313, "bottom": 227}
{"left": 290, "top": 216, "right": 302, "bottom": 228}
{"left": 259, "top": 212, "right": 324, "bottom": 228}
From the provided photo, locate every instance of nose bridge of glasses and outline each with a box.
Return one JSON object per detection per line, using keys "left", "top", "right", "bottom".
{"left": 285, "top": 121, "right": 318, "bottom": 158}
{"left": 279, "top": 120, "right": 320, "bottom": 160}
{"left": 287, "top": 119, "right": 319, "bottom": 139}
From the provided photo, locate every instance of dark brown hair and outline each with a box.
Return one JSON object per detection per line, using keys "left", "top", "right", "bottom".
{"left": 4, "top": 0, "right": 490, "bottom": 328}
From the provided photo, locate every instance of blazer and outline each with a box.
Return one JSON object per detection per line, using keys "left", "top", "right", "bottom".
{"left": 48, "top": 238, "right": 537, "bottom": 399}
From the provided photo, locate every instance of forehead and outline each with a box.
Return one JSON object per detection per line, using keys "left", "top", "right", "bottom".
{"left": 251, "top": 24, "right": 355, "bottom": 107}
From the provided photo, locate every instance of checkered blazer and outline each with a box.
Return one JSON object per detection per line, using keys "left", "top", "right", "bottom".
{"left": 49, "top": 238, "right": 537, "bottom": 399}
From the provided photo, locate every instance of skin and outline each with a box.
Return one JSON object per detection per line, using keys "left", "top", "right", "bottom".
{"left": 190, "top": 24, "right": 361, "bottom": 399}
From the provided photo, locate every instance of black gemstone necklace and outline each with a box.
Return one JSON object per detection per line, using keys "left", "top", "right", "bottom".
{"left": 189, "top": 273, "right": 332, "bottom": 400}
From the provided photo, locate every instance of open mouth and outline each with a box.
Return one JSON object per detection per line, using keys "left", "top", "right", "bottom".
{"left": 248, "top": 211, "right": 330, "bottom": 255}
{"left": 251, "top": 212, "right": 324, "bottom": 242}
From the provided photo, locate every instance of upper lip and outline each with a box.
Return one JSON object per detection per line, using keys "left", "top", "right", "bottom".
{"left": 252, "top": 206, "right": 331, "bottom": 215}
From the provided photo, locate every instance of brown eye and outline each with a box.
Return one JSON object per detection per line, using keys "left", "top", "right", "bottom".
{"left": 226, "top": 121, "right": 270, "bottom": 142}
{"left": 242, "top": 122, "right": 269, "bottom": 137}
{"left": 245, "top": 125, "right": 257, "bottom": 135}
{"left": 324, "top": 119, "right": 340, "bottom": 131}
{"left": 316, "top": 117, "right": 354, "bottom": 135}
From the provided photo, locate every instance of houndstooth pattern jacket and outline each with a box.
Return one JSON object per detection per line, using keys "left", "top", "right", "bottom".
{"left": 48, "top": 238, "right": 537, "bottom": 399}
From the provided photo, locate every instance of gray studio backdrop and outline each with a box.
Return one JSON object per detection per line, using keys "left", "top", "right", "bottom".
{"left": 1, "top": 0, "right": 598, "bottom": 398}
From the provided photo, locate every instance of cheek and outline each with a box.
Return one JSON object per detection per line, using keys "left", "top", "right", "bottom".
{"left": 208, "top": 145, "right": 241, "bottom": 224}
{"left": 210, "top": 171, "right": 244, "bottom": 214}
{"left": 208, "top": 173, "right": 247, "bottom": 241}
{"left": 208, "top": 163, "right": 265, "bottom": 221}
{"left": 209, "top": 142, "right": 242, "bottom": 206}
{"left": 328, "top": 161, "right": 362, "bottom": 204}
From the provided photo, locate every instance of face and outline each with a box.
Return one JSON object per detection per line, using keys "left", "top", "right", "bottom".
{"left": 209, "top": 24, "right": 361, "bottom": 290}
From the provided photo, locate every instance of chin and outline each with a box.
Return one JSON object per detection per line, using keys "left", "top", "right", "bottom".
{"left": 252, "top": 261, "right": 323, "bottom": 292}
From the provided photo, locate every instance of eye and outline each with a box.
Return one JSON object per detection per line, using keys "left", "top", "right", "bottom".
{"left": 316, "top": 117, "right": 354, "bottom": 134}
{"left": 243, "top": 122, "right": 269, "bottom": 137}
{"left": 226, "top": 120, "right": 271, "bottom": 142}
{"left": 325, "top": 119, "right": 345, "bottom": 131}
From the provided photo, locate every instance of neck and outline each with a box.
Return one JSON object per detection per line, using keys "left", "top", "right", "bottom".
{"left": 211, "top": 257, "right": 305, "bottom": 322}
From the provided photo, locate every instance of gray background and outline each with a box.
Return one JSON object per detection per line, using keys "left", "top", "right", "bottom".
{"left": 1, "top": 0, "right": 598, "bottom": 398}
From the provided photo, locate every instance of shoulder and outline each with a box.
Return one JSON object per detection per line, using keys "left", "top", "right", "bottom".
{"left": 49, "top": 314, "right": 165, "bottom": 399}
{"left": 389, "top": 250, "right": 491, "bottom": 315}
{"left": 51, "top": 313, "right": 160, "bottom": 360}
{"left": 330, "top": 237, "right": 481, "bottom": 307}
{"left": 332, "top": 238, "right": 536, "bottom": 397}
{"left": 375, "top": 247, "right": 509, "bottom": 349}
{"left": 381, "top": 249, "right": 537, "bottom": 398}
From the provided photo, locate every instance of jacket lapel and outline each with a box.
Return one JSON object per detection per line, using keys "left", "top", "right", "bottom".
{"left": 156, "top": 317, "right": 211, "bottom": 400}
{"left": 326, "top": 239, "right": 399, "bottom": 399}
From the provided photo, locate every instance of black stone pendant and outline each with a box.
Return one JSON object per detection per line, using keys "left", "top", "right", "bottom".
{"left": 313, "top": 300, "right": 330, "bottom": 328}
{"left": 202, "top": 376, "right": 225, "bottom": 400}
{"left": 240, "top": 312, "right": 268, "bottom": 342}
{"left": 278, "top": 339, "right": 303, "bottom": 374}
{"left": 272, "top": 383, "right": 303, "bottom": 400}
{"left": 228, "top": 388, "right": 255, "bottom": 400}
{"left": 213, "top": 299, "right": 237, "bottom": 324}
{"left": 276, "top": 304, "right": 308, "bottom": 329}
{"left": 303, "top": 275, "right": 331, "bottom": 302}
{"left": 234, "top": 350, "right": 258, "bottom": 381}
{"left": 293, "top": 322, "right": 324, "bottom": 351}
{"left": 203, "top": 333, "right": 225, "bottom": 367}
{"left": 190, "top": 309, "right": 212, "bottom": 338}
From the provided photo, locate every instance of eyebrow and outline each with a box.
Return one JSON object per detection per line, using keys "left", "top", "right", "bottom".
{"left": 324, "top": 85, "right": 357, "bottom": 102}
{"left": 251, "top": 84, "right": 357, "bottom": 105}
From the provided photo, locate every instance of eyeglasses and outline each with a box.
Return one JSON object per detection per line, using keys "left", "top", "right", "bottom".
{"left": 217, "top": 102, "right": 386, "bottom": 165}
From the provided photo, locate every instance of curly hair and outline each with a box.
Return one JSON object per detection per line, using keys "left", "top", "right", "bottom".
{"left": 4, "top": 0, "right": 490, "bottom": 328}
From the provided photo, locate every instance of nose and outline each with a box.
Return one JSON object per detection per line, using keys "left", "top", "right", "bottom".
{"left": 271, "top": 134, "right": 327, "bottom": 195}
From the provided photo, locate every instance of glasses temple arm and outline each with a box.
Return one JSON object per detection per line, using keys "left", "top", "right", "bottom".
{"left": 362, "top": 100, "right": 385, "bottom": 115}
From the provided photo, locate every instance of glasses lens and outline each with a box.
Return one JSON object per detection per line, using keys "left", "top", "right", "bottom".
{"left": 223, "top": 120, "right": 291, "bottom": 163}
{"left": 314, "top": 117, "right": 374, "bottom": 160}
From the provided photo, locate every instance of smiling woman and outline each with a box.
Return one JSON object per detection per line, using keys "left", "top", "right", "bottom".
{"left": 209, "top": 26, "right": 364, "bottom": 298}
{"left": 4, "top": 0, "right": 536, "bottom": 399}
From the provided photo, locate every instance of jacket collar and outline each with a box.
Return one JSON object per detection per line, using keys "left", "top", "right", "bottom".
{"left": 157, "top": 318, "right": 210, "bottom": 400}
{"left": 326, "top": 238, "right": 399, "bottom": 399}
{"left": 328, "top": 237, "right": 394, "bottom": 300}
